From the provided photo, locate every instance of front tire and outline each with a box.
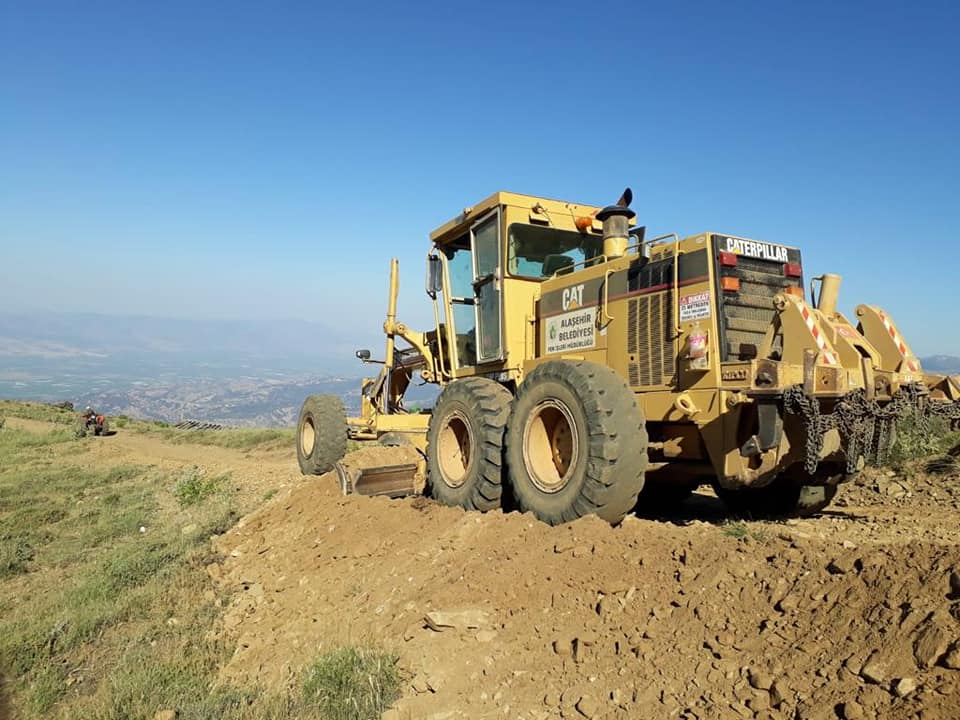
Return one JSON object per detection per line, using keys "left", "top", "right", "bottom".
{"left": 426, "top": 378, "right": 512, "bottom": 511}
{"left": 505, "top": 361, "right": 647, "bottom": 525}
{"left": 297, "top": 395, "right": 348, "bottom": 475}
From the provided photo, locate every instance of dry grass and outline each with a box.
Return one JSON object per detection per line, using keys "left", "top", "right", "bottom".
{"left": 0, "top": 413, "right": 399, "bottom": 720}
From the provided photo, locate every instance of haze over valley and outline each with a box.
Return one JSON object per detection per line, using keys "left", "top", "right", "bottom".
{"left": 0, "top": 310, "right": 438, "bottom": 425}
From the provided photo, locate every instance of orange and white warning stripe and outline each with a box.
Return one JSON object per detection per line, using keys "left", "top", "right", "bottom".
{"left": 876, "top": 310, "right": 920, "bottom": 372}
{"left": 801, "top": 305, "right": 838, "bottom": 365}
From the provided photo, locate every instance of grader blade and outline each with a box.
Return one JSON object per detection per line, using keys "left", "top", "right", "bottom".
{"left": 333, "top": 446, "right": 424, "bottom": 498}
{"left": 335, "top": 462, "right": 419, "bottom": 497}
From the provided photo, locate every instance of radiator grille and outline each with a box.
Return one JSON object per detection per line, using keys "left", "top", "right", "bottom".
{"left": 628, "top": 291, "right": 675, "bottom": 387}
{"left": 715, "top": 240, "right": 802, "bottom": 360}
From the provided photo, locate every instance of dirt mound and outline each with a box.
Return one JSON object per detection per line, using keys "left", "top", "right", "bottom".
{"left": 211, "top": 449, "right": 960, "bottom": 719}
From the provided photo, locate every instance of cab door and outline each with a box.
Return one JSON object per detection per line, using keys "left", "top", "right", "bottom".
{"left": 470, "top": 209, "right": 503, "bottom": 363}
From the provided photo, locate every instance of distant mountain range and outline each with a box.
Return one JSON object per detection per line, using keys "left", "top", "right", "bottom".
{"left": 921, "top": 355, "right": 960, "bottom": 374}
{"left": 0, "top": 310, "right": 369, "bottom": 373}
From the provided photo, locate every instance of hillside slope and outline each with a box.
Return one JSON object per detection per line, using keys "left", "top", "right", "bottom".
{"left": 215, "top": 453, "right": 960, "bottom": 720}
{"left": 1, "top": 402, "right": 958, "bottom": 720}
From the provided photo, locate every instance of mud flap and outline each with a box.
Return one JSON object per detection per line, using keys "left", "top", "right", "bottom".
{"left": 740, "top": 400, "right": 783, "bottom": 457}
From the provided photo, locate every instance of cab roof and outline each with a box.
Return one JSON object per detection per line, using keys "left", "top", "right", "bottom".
{"left": 429, "top": 191, "right": 604, "bottom": 246}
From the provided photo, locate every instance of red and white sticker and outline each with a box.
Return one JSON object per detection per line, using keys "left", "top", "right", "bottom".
{"left": 679, "top": 291, "right": 711, "bottom": 321}
{"left": 877, "top": 310, "right": 920, "bottom": 372}
{"left": 801, "top": 305, "right": 838, "bottom": 366}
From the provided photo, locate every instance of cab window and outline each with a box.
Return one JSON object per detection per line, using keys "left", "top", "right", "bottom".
{"left": 507, "top": 224, "right": 602, "bottom": 279}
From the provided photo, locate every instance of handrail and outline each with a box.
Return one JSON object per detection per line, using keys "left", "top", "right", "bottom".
{"left": 428, "top": 250, "right": 449, "bottom": 382}
{"left": 671, "top": 234, "right": 682, "bottom": 337}
{"left": 546, "top": 232, "right": 681, "bottom": 278}
{"left": 601, "top": 269, "right": 614, "bottom": 327}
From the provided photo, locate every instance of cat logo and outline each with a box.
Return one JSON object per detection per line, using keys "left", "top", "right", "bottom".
{"left": 724, "top": 237, "right": 789, "bottom": 263}
{"left": 562, "top": 284, "right": 585, "bottom": 311}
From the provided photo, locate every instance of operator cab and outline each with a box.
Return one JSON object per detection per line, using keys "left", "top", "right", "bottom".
{"left": 427, "top": 192, "right": 610, "bottom": 373}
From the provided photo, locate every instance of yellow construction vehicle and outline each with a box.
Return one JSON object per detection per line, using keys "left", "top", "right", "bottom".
{"left": 296, "top": 189, "right": 960, "bottom": 524}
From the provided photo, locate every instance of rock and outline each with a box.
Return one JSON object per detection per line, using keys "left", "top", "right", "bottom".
{"left": 769, "top": 680, "right": 787, "bottom": 707}
{"left": 544, "top": 690, "right": 561, "bottom": 707}
{"left": 424, "top": 608, "right": 490, "bottom": 632}
{"left": 950, "top": 570, "right": 960, "bottom": 599}
{"left": 943, "top": 641, "right": 960, "bottom": 669}
{"left": 475, "top": 629, "right": 497, "bottom": 643}
{"left": 776, "top": 593, "right": 799, "bottom": 612}
{"left": 553, "top": 638, "right": 574, "bottom": 657}
{"left": 748, "top": 667, "right": 773, "bottom": 691}
{"left": 841, "top": 701, "right": 865, "bottom": 720}
{"left": 153, "top": 712, "right": 177, "bottom": 720}
{"left": 575, "top": 695, "right": 598, "bottom": 718}
{"left": 827, "top": 557, "right": 856, "bottom": 575}
{"left": 577, "top": 632, "right": 597, "bottom": 646}
{"left": 560, "top": 688, "right": 581, "bottom": 708}
{"left": 859, "top": 652, "right": 887, "bottom": 684}
{"left": 411, "top": 674, "right": 430, "bottom": 694}
{"left": 595, "top": 595, "right": 616, "bottom": 617}
{"left": 893, "top": 677, "right": 917, "bottom": 697}
{"left": 746, "top": 692, "right": 770, "bottom": 712}
{"left": 914, "top": 621, "right": 950, "bottom": 668}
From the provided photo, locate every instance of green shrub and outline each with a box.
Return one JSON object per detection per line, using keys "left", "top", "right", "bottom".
{"left": 887, "top": 407, "right": 954, "bottom": 468}
{"left": 0, "top": 537, "right": 34, "bottom": 577}
{"left": 302, "top": 646, "right": 400, "bottom": 720}
{"left": 173, "top": 468, "right": 228, "bottom": 507}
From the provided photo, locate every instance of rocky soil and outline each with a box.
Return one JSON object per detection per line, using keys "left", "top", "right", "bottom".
{"left": 211, "top": 449, "right": 960, "bottom": 720}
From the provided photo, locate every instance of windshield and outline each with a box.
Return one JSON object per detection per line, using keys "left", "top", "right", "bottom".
{"left": 507, "top": 224, "right": 602, "bottom": 279}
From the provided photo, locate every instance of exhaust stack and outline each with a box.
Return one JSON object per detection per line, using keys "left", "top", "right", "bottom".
{"left": 597, "top": 205, "right": 637, "bottom": 260}
{"left": 815, "top": 273, "right": 842, "bottom": 317}
{"left": 597, "top": 188, "right": 636, "bottom": 259}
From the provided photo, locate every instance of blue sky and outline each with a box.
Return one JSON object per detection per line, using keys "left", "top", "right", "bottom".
{"left": 2, "top": 0, "right": 958, "bottom": 356}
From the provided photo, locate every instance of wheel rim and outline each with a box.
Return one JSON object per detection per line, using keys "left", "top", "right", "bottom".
{"left": 300, "top": 416, "right": 316, "bottom": 457}
{"left": 523, "top": 399, "right": 579, "bottom": 493}
{"left": 437, "top": 411, "right": 472, "bottom": 488}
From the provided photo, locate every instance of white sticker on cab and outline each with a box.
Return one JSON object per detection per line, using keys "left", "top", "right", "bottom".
{"left": 679, "top": 291, "right": 711, "bottom": 321}
{"left": 546, "top": 307, "right": 597, "bottom": 354}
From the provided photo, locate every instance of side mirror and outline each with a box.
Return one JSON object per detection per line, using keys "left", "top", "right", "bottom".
{"left": 356, "top": 349, "right": 371, "bottom": 361}
{"left": 425, "top": 254, "right": 443, "bottom": 298}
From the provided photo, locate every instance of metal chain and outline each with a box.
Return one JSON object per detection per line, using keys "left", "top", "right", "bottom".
{"left": 784, "top": 382, "right": 955, "bottom": 475}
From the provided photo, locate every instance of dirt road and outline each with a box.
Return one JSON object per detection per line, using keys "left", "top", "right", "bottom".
{"left": 7, "top": 417, "right": 302, "bottom": 506}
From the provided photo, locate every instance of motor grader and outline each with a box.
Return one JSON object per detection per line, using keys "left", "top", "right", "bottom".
{"left": 296, "top": 189, "right": 959, "bottom": 525}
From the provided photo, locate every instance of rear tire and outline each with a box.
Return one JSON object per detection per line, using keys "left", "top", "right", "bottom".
{"left": 426, "top": 378, "right": 512, "bottom": 511}
{"left": 297, "top": 395, "right": 348, "bottom": 475}
{"left": 505, "top": 361, "right": 647, "bottom": 526}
